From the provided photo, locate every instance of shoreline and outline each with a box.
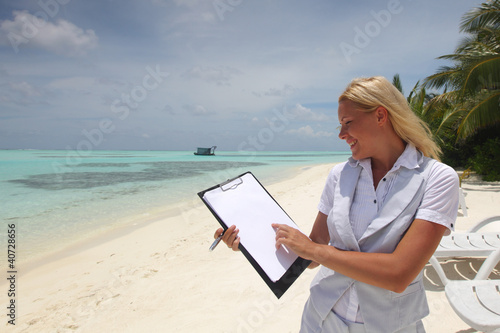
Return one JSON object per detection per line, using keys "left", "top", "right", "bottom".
{"left": 13, "top": 200, "right": 190, "bottom": 276}
{"left": 4, "top": 163, "right": 500, "bottom": 332}
{"left": 10, "top": 162, "right": 331, "bottom": 276}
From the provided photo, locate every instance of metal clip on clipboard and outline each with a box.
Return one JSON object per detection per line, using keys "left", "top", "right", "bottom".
{"left": 220, "top": 176, "right": 243, "bottom": 192}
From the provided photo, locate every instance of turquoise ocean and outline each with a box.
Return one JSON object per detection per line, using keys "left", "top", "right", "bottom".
{"left": 0, "top": 150, "right": 350, "bottom": 264}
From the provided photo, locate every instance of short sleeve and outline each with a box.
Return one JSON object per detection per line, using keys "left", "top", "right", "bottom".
{"left": 415, "top": 161, "right": 460, "bottom": 235}
{"left": 317, "top": 163, "right": 344, "bottom": 215}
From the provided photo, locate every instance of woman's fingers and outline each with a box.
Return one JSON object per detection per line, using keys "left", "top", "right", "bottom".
{"left": 231, "top": 235, "right": 240, "bottom": 251}
{"left": 273, "top": 223, "right": 288, "bottom": 249}
{"left": 214, "top": 227, "right": 223, "bottom": 239}
{"left": 273, "top": 223, "right": 290, "bottom": 239}
{"left": 219, "top": 225, "right": 240, "bottom": 251}
{"left": 272, "top": 223, "right": 313, "bottom": 258}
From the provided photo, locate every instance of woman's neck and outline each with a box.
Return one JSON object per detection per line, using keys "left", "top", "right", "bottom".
{"left": 371, "top": 139, "right": 406, "bottom": 188}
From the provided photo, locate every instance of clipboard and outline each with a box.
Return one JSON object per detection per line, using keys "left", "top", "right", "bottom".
{"left": 198, "top": 171, "right": 311, "bottom": 299}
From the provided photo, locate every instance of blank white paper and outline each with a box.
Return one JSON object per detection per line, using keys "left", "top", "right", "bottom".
{"left": 203, "top": 173, "right": 302, "bottom": 282}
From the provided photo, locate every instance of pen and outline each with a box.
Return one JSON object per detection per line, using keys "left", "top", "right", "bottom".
{"left": 209, "top": 232, "right": 224, "bottom": 251}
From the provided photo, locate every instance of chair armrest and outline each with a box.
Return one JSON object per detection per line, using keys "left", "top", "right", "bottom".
{"left": 475, "top": 248, "right": 500, "bottom": 280}
{"left": 467, "top": 216, "right": 500, "bottom": 233}
{"left": 428, "top": 256, "right": 449, "bottom": 286}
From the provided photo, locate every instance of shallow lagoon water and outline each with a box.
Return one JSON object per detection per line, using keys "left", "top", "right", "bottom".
{"left": 0, "top": 150, "right": 350, "bottom": 262}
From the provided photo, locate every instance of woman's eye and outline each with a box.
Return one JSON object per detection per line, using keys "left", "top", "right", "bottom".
{"left": 337, "top": 121, "right": 352, "bottom": 132}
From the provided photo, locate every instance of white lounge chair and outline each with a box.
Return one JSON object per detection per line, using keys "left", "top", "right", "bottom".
{"left": 458, "top": 187, "right": 468, "bottom": 217}
{"left": 434, "top": 216, "right": 500, "bottom": 258}
{"left": 457, "top": 168, "right": 471, "bottom": 217}
{"left": 429, "top": 248, "right": 500, "bottom": 333}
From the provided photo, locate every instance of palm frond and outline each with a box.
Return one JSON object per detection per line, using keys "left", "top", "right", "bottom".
{"left": 407, "top": 80, "right": 421, "bottom": 105}
{"left": 460, "top": 1, "right": 500, "bottom": 33}
{"left": 423, "top": 66, "right": 463, "bottom": 91}
{"left": 435, "top": 105, "right": 466, "bottom": 137}
{"left": 456, "top": 31, "right": 500, "bottom": 55}
{"left": 392, "top": 74, "right": 403, "bottom": 94}
{"left": 424, "top": 91, "right": 461, "bottom": 122}
{"left": 457, "top": 90, "right": 500, "bottom": 138}
{"left": 461, "top": 54, "right": 500, "bottom": 95}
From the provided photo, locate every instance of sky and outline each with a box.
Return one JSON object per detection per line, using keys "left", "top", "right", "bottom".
{"left": 0, "top": 0, "right": 485, "bottom": 152}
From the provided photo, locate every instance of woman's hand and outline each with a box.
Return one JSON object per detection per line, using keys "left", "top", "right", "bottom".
{"left": 214, "top": 225, "right": 240, "bottom": 251}
{"left": 272, "top": 223, "right": 316, "bottom": 260}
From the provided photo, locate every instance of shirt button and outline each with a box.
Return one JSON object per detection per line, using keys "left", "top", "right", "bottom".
{"left": 374, "top": 199, "right": 377, "bottom": 204}
{"left": 383, "top": 178, "right": 386, "bottom": 181}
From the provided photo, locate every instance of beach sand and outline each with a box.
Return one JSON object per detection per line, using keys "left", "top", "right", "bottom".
{"left": 3, "top": 164, "right": 500, "bottom": 332}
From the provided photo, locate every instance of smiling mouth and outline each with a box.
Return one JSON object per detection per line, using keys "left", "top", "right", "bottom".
{"left": 348, "top": 140, "right": 357, "bottom": 149}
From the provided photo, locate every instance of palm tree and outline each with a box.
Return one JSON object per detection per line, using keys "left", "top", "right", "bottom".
{"left": 424, "top": 0, "right": 500, "bottom": 140}
{"left": 393, "top": 74, "right": 429, "bottom": 117}
{"left": 392, "top": 74, "right": 441, "bottom": 139}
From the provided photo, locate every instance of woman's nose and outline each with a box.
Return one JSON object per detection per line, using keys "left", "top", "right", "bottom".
{"left": 338, "top": 126, "right": 346, "bottom": 140}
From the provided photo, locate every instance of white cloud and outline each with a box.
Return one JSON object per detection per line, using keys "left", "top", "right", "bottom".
{"left": 184, "top": 66, "right": 241, "bottom": 86}
{"left": 10, "top": 81, "right": 41, "bottom": 97}
{"left": 289, "top": 104, "right": 331, "bottom": 122}
{"left": 183, "top": 104, "right": 215, "bottom": 116}
{"left": 253, "top": 84, "right": 296, "bottom": 97}
{"left": 0, "top": 11, "right": 98, "bottom": 57}
{"left": 1, "top": 81, "right": 47, "bottom": 106}
{"left": 158, "top": 0, "right": 217, "bottom": 25}
{"left": 172, "top": 0, "right": 207, "bottom": 8}
{"left": 286, "top": 125, "right": 334, "bottom": 138}
{"left": 48, "top": 77, "right": 98, "bottom": 90}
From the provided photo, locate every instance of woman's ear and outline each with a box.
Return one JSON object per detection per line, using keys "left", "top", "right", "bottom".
{"left": 375, "top": 106, "right": 388, "bottom": 126}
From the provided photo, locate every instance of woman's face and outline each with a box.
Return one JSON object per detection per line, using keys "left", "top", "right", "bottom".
{"left": 337, "top": 100, "right": 381, "bottom": 161}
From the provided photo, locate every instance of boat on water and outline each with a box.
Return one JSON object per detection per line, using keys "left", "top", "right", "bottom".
{"left": 194, "top": 146, "right": 217, "bottom": 155}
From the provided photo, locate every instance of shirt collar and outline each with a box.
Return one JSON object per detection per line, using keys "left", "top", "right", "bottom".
{"left": 348, "top": 143, "right": 423, "bottom": 171}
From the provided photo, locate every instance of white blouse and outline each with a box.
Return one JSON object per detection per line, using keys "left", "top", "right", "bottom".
{"left": 317, "top": 144, "right": 458, "bottom": 323}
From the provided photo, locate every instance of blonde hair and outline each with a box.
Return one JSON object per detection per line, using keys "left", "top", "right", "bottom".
{"left": 339, "top": 76, "right": 441, "bottom": 161}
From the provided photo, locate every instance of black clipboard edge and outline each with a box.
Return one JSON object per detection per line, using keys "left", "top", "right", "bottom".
{"left": 197, "top": 171, "right": 311, "bottom": 299}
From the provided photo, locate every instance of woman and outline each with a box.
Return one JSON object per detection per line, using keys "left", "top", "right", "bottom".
{"left": 214, "top": 76, "right": 459, "bottom": 332}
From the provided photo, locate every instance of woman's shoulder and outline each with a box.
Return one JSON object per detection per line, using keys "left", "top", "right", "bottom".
{"left": 333, "top": 160, "right": 349, "bottom": 170}
{"left": 329, "top": 160, "right": 351, "bottom": 176}
{"left": 425, "top": 158, "right": 460, "bottom": 187}
{"left": 321, "top": 161, "right": 349, "bottom": 186}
